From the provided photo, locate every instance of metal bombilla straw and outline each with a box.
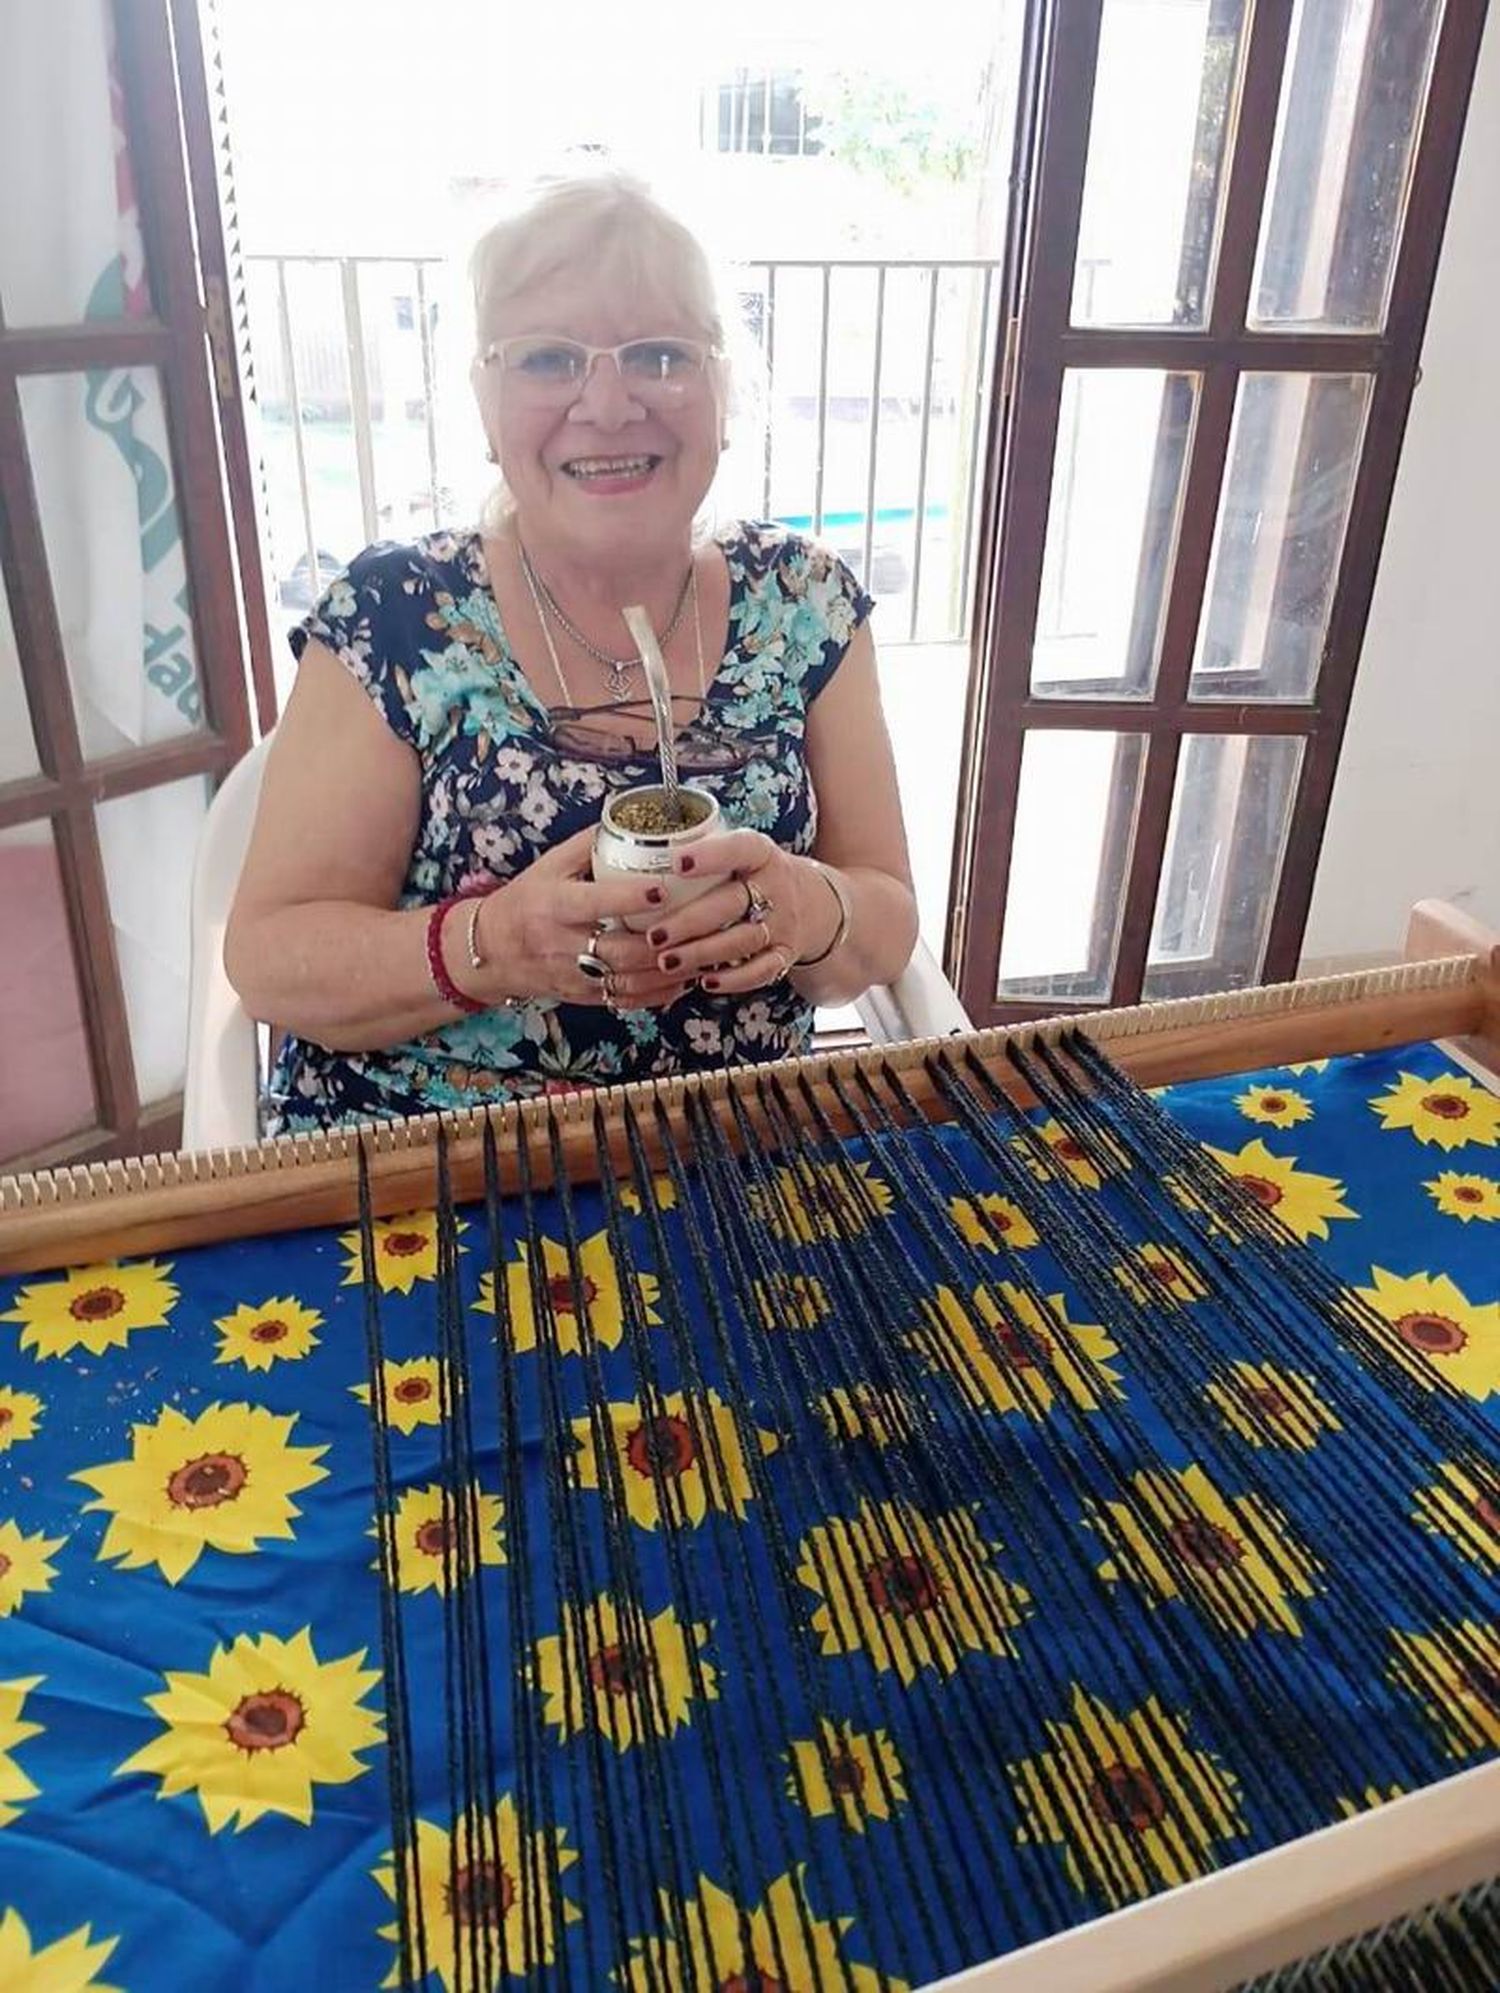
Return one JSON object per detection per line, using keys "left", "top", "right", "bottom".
{"left": 621, "top": 603, "right": 682, "bottom": 825}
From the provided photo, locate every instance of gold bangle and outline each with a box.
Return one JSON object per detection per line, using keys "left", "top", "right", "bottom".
{"left": 465, "top": 896, "right": 486, "bottom": 972}
{"left": 794, "top": 862, "right": 851, "bottom": 967}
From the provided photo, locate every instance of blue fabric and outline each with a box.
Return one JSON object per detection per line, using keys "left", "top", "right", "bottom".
{"left": 268, "top": 522, "right": 873, "bottom": 1133}
{"left": 0, "top": 1042, "right": 1495, "bottom": 1988}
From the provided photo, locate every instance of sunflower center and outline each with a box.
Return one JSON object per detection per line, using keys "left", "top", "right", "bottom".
{"left": 1461, "top": 1662, "right": 1499, "bottom": 1709}
{"left": 1088, "top": 1763, "right": 1166, "bottom": 1833}
{"left": 1144, "top": 1256, "right": 1179, "bottom": 1285}
{"left": 863, "top": 1553, "right": 941, "bottom": 1617}
{"left": 394, "top": 1377, "right": 433, "bottom": 1404}
{"left": 825, "top": 1750, "right": 866, "bottom": 1796}
{"left": 250, "top": 1318, "right": 288, "bottom": 1343}
{"left": 720, "top": 1973, "right": 783, "bottom": 1993}
{"left": 589, "top": 1642, "right": 647, "bottom": 1696}
{"left": 0, "top": 1406, "right": 11, "bottom": 1427}
{"left": 1395, "top": 1311, "right": 1467, "bottom": 1356}
{"left": 168, "top": 1452, "right": 248, "bottom": 1509}
{"left": 1422, "top": 1093, "right": 1470, "bottom": 1121}
{"left": 990, "top": 1321, "right": 1047, "bottom": 1369}
{"left": 0, "top": 1553, "right": 10, "bottom": 1579}
{"left": 626, "top": 1415, "right": 696, "bottom": 1479}
{"left": 1248, "top": 1386, "right": 1291, "bottom": 1417}
{"left": 1055, "top": 1137, "right": 1087, "bottom": 1164}
{"left": 415, "top": 1518, "right": 453, "bottom": 1559}
{"left": 1454, "top": 1185, "right": 1484, "bottom": 1205}
{"left": 448, "top": 1860, "right": 516, "bottom": 1926}
{"left": 69, "top": 1285, "right": 125, "bottom": 1322}
{"left": 1260, "top": 1096, "right": 1287, "bottom": 1114}
{"left": 226, "top": 1689, "right": 305, "bottom": 1752}
{"left": 546, "top": 1273, "right": 599, "bottom": 1317}
{"left": 1237, "top": 1174, "right": 1282, "bottom": 1210}
{"left": 1168, "top": 1516, "right": 1244, "bottom": 1573}
{"left": 382, "top": 1231, "right": 429, "bottom": 1258}
{"left": 1475, "top": 1491, "right": 1500, "bottom": 1535}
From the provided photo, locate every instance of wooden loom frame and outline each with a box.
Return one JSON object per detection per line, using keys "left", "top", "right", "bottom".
{"left": 1, "top": 901, "right": 1497, "bottom": 1989}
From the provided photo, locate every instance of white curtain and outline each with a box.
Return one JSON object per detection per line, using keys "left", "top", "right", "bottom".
{"left": 0, "top": 0, "right": 208, "bottom": 1106}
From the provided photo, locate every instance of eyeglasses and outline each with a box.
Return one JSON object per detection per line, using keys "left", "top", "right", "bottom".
{"left": 478, "top": 334, "right": 718, "bottom": 407}
{"left": 549, "top": 699, "right": 770, "bottom": 776}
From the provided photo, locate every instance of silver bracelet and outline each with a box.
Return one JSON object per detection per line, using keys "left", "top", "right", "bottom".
{"left": 794, "top": 861, "right": 851, "bottom": 967}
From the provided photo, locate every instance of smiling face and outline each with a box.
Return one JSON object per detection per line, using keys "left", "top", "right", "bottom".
{"left": 476, "top": 263, "right": 724, "bottom": 569}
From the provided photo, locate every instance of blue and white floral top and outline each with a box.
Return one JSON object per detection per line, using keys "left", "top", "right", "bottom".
{"left": 266, "top": 521, "right": 872, "bottom": 1132}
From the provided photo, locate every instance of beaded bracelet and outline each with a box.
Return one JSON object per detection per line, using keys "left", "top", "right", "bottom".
{"left": 424, "top": 897, "right": 486, "bottom": 1015}
{"left": 794, "top": 861, "right": 852, "bottom": 967}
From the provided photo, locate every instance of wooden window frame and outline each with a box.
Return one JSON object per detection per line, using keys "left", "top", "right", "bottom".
{"left": 0, "top": 0, "right": 266, "bottom": 1167}
{"left": 952, "top": 0, "right": 1490, "bottom": 1030}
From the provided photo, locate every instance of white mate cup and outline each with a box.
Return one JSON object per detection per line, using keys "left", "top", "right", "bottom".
{"left": 592, "top": 783, "right": 721, "bottom": 933}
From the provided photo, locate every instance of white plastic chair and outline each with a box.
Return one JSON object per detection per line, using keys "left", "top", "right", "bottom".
{"left": 182, "top": 737, "right": 973, "bottom": 1152}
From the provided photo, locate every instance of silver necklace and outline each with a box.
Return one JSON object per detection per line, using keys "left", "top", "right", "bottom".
{"left": 519, "top": 549, "right": 707, "bottom": 711}
{"left": 519, "top": 540, "right": 694, "bottom": 700}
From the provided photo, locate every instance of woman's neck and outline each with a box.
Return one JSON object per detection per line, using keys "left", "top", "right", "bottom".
{"left": 511, "top": 519, "right": 695, "bottom": 622}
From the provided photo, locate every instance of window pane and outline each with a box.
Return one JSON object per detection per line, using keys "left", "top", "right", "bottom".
{"left": 1251, "top": 0, "right": 1444, "bottom": 331}
{"left": 1034, "top": 371, "right": 1196, "bottom": 699}
{"left": 0, "top": 824, "right": 95, "bottom": 1159}
{"left": 1072, "top": 0, "right": 1247, "bottom": 327}
{"left": 19, "top": 371, "right": 205, "bottom": 761}
{"left": 0, "top": 0, "right": 154, "bottom": 326}
{"left": 998, "top": 731, "right": 1147, "bottom": 1002}
{"left": 1144, "top": 734, "right": 1304, "bottom": 996}
{"left": 1191, "top": 373, "right": 1370, "bottom": 702}
{"left": 0, "top": 574, "right": 42, "bottom": 781}
{"left": 97, "top": 777, "right": 210, "bottom": 1106}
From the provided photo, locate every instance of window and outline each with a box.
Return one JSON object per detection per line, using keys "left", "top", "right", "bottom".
{"left": 713, "top": 70, "right": 822, "bottom": 157}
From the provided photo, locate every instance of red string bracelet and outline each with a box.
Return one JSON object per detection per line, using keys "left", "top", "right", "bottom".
{"left": 424, "top": 896, "right": 486, "bottom": 1015}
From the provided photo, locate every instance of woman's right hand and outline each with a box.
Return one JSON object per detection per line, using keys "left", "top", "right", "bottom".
{"left": 472, "top": 827, "right": 693, "bottom": 1010}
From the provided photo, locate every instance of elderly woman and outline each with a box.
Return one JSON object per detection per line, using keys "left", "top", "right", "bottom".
{"left": 226, "top": 173, "right": 918, "bottom": 1129}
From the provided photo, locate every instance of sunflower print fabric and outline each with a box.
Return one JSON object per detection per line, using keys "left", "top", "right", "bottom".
{"left": 0, "top": 1041, "right": 1495, "bottom": 1988}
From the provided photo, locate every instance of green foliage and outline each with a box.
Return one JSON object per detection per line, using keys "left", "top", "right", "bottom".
{"left": 802, "top": 67, "right": 986, "bottom": 193}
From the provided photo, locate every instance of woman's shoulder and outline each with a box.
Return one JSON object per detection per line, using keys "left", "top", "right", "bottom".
{"left": 331, "top": 529, "right": 486, "bottom": 604}
{"left": 719, "top": 518, "right": 852, "bottom": 584}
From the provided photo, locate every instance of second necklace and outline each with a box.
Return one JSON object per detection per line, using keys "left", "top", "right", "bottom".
{"left": 520, "top": 542, "right": 695, "bottom": 701}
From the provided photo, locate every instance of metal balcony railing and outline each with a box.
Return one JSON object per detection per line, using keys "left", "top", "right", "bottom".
{"left": 244, "top": 253, "right": 1001, "bottom": 644}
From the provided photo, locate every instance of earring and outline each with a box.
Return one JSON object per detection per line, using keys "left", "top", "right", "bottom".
{"left": 485, "top": 445, "right": 498, "bottom": 464}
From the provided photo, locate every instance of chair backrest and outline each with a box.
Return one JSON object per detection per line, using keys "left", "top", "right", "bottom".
{"left": 179, "top": 729, "right": 972, "bottom": 1151}
{"left": 181, "top": 735, "right": 272, "bottom": 1152}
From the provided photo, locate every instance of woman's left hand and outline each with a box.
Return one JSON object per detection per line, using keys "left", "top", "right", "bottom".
{"left": 645, "top": 831, "right": 832, "bottom": 994}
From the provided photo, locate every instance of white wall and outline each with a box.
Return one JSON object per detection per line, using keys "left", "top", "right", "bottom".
{"left": 1301, "top": 14, "right": 1500, "bottom": 966}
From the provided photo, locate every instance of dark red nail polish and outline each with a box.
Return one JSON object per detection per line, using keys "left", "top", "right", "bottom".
{"left": 646, "top": 885, "right": 665, "bottom": 905}
{"left": 660, "top": 952, "right": 681, "bottom": 971}
{"left": 701, "top": 975, "right": 720, "bottom": 991}
{"left": 677, "top": 854, "right": 696, "bottom": 873}
{"left": 648, "top": 926, "right": 668, "bottom": 947}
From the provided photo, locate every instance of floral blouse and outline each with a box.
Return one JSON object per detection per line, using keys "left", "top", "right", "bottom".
{"left": 266, "top": 521, "right": 873, "bottom": 1132}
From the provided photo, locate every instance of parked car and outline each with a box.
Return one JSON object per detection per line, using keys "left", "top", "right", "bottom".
{"left": 278, "top": 549, "right": 348, "bottom": 612}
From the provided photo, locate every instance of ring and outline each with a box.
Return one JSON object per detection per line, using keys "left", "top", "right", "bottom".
{"left": 745, "top": 881, "right": 775, "bottom": 925}
{"left": 575, "top": 922, "right": 609, "bottom": 982}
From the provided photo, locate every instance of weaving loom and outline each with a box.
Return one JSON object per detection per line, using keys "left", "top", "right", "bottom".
{"left": 0, "top": 912, "right": 1496, "bottom": 1991}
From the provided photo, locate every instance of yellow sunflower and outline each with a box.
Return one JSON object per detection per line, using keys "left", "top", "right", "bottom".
{"left": 0, "top": 1522, "right": 63, "bottom": 1618}
{"left": 375, "top": 1800, "right": 580, "bottom": 1990}
{"left": 815, "top": 1384, "right": 916, "bottom": 1449}
{"left": 620, "top": 1871, "right": 898, "bottom": 1992}
{"left": 340, "top": 1208, "right": 461, "bottom": 1292}
{"left": 1425, "top": 1172, "right": 1500, "bottom": 1223}
{"left": 474, "top": 1230, "right": 660, "bottom": 1356}
{"left": 353, "top": 1356, "right": 445, "bottom": 1433}
{"left": 786, "top": 1719, "right": 906, "bottom": 1834}
{"left": 948, "top": 1193, "right": 1039, "bottom": 1252}
{"left": 1357, "top": 1268, "right": 1500, "bottom": 1401}
{"left": 1413, "top": 1463, "right": 1499, "bottom": 1570}
{"left": 73, "top": 1402, "right": 328, "bottom": 1585}
{"left": 1389, "top": 1620, "right": 1500, "bottom": 1758}
{"left": 214, "top": 1296, "right": 322, "bottom": 1370}
{"left": 0, "top": 1386, "right": 42, "bottom": 1452}
{"left": 1015, "top": 1118, "right": 1130, "bottom": 1190}
{"left": 1, "top": 1258, "right": 176, "bottom": 1360}
{"left": 914, "top": 1283, "right": 1121, "bottom": 1419}
{"left": 570, "top": 1389, "right": 778, "bottom": 1531}
{"left": 749, "top": 1159, "right": 894, "bottom": 1244}
{"left": 1371, "top": 1071, "right": 1500, "bottom": 1151}
{"left": 1112, "top": 1243, "right": 1208, "bottom": 1308}
{"left": 1203, "top": 1138, "right": 1356, "bottom": 1241}
{"left": 532, "top": 1595, "right": 716, "bottom": 1750}
{"left": 750, "top": 1271, "right": 832, "bottom": 1332}
{"left": 1204, "top": 1362, "right": 1342, "bottom": 1451}
{"left": 116, "top": 1626, "right": 383, "bottom": 1832}
{"left": 1010, "top": 1685, "right": 1245, "bottom": 1907}
{"left": 387, "top": 1483, "right": 506, "bottom": 1594}
{"left": 617, "top": 1171, "right": 678, "bottom": 1214}
{"left": 796, "top": 1498, "right": 1030, "bottom": 1684}
{"left": 1089, "top": 1464, "right": 1320, "bottom": 1637}
{"left": 1235, "top": 1084, "right": 1312, "bottom": 1129}
{"left": 1335, "top": 1785, "right": 1405, "bottom": 1818}
{"left": 0, "top": 1676, "right": 42, "bottom": 1828}
{"left": 0, "top": 1908, "right": 118, "bottom": 1992}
